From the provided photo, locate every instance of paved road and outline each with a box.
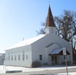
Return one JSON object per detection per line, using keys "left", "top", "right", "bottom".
{"left": 1, "top": 67, "right": 76, "bottom": 75}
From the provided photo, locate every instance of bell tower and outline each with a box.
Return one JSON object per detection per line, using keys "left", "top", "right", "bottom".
{"left": 46, "top": 5, "right": 56, "bottom": 34}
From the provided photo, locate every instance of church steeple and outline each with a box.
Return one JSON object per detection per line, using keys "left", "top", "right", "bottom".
{"left": 46, "top": 5, "right": 55, "bottom": 27}
{"left": 46, "top": 5, "right": 56, "bottom": 34}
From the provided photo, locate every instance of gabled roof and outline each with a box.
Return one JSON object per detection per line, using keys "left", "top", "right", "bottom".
{"left": 7, "top": 34, "right": 45, "bottom": 50}
{"left": 46, "top": 5, "right": 55, "bottom": 27}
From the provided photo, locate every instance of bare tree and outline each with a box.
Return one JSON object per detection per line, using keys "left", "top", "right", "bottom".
{"left": 54, "top": 10, "right": 76, "bottom": 42}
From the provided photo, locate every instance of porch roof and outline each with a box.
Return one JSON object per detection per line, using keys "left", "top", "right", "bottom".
{"left": 49, "top": 48, "right": 70, "bottom": 55}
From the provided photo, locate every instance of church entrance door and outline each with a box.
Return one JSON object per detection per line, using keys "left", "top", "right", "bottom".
{"left": 52, "top": 56, "right": 57, "bottom": 65}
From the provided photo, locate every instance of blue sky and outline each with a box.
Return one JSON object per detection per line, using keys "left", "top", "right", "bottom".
{"left": 0, "top": 0, "right": 76, "bottom": 53}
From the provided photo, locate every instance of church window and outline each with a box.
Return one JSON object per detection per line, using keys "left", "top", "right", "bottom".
{"left": 23, "top": 51, "right": 25, "bottom": 61}
{"left": 11, "top": 55, "right": 13, "bottom": 61}
{"left": 39, "top": 55, "right": 42, "bottom": 60}
{"left": 8, "top": 53, "right": 10, "bottom": 61}
{"left": 18, "top": 55, "right": 20, "bottom": 60}
{"left": 15, "top": 55, "right": 16, "bottom": 61}
{"left": 9, "top": 56, "right": 10, "bottom": 61}
{"left": 26, "top": 55, "right": 28, "bottom": 59}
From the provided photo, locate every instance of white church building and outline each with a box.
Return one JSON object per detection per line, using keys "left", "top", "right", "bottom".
{"left": 4, "top": 6, "right": 73, "bottom": 67}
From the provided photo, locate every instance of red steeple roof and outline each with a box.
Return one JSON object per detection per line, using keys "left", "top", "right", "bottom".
{"left": 46, "top": 5, "right": 55, "bottom": 27}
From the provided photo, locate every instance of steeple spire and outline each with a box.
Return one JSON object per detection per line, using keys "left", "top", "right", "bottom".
{"left": 46, "top": 5, "right": 55, "bottom": 27}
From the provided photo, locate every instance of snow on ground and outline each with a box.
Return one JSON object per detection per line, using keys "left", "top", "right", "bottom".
{"left": 57, "top": 72, "right": 76, "bottom": 75}
{"left": 0, "top": 65, "right": 76, "bottom": 75}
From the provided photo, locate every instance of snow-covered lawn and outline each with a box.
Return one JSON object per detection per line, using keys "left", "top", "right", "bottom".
{"left": 0, "top": 65, "right": 76, "bottom": 75}
{"left": 58, "top": 72, "right": 76, "bottom": 75}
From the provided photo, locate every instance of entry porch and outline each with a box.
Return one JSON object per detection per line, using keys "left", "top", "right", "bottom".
{"left": 49, "top": 48, "right": 70, "bottom": 65}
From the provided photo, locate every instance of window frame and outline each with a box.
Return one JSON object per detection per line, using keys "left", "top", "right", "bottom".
{"left": 39, "top": 55, "right": 42, "bottom": 60}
